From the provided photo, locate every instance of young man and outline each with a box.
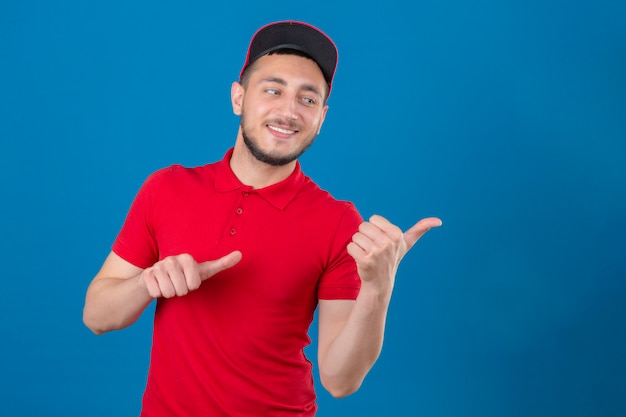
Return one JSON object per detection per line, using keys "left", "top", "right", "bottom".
{"left": 83, "top": 20, "right": 441, "bottom": 416}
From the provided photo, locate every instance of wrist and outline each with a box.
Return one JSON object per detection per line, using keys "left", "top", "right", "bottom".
{"left": 357, "top": 281, "right": 393, "bottom": 308}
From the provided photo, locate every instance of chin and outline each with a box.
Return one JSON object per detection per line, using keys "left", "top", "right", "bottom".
{"left": 243, "top": 131, "right": 314, "bottom": 167}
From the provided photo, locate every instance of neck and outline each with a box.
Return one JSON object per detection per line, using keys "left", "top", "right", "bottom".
{"left": 230, "top": 138, "right": 297, "bottom": 189}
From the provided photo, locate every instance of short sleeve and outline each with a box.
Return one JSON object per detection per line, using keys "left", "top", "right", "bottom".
{"left": 111, "top": 169, "right": 166, "bottom": 269}
{"left": 317, "top": 203, "right": 363, "bottom": 300}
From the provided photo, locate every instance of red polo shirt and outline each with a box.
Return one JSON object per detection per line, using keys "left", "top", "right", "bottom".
{"left": 112, "top": 149, "right": 362, "bottom": 416}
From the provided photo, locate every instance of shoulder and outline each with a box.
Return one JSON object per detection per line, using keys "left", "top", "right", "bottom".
{"left": 298, "top": 176, "right": 363, "bottom": 227}
{"left": 143, "top": 162, "right": 219, "bottom": 192}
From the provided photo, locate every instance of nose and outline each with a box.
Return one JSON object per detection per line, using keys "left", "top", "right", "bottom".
{"left": 278, "top": 93, "right": 298, "bottom": 120}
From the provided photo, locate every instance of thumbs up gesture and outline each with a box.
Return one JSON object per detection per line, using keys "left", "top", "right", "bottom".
{"left": 347, "top": 215, "right": 441, "bottom": 292}
{"left": 141, "top": 251, "right": 242, "bottom": 298}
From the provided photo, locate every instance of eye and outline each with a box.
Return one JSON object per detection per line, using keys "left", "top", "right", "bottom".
{"left": 265, "top": 88, "right": 280, "bottom": 96}
{"left": 301, "top": 97, "right": 317, "bottom": 106}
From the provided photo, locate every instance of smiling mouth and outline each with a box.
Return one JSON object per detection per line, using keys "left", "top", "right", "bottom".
{"left": 267, "top": 125, "right": 297, "bottom": 135}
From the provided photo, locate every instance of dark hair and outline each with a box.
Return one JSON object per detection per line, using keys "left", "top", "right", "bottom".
{"left": 239, "top": 48, "right": 330, "bottom": 100}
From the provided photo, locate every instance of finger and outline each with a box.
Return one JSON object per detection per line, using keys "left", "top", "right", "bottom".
{"left": 403, "top": 217, "right": 442, "bottom": 250}
{"left": 351, "top": 231, "right": 374, "bottom": 253}
{"left": 368, "top": 214, "right": 393, "bottom": 231}
{"left": 154, "top": 269, "right": 177, "bottom": 298}
{"left": 354, "top": 219, "right": 396, "bottom": 250}
{"left": 169, "top": 267, "right": 193, "bottom": 297}
{"left": 158, "top": 257, "right": 190, "bottom": 297}
{"left": 356, "top": 221, "right": 384, "bottom": 241}
{"left": 142, "top": 269, "right": 162, "bottom": 298}
{"left": 368, "top": 214, "right": 403, "bottom": 243}
{"left": 346, "top": 241, "right": 367, "bottom": 263}
{"left": 198, "top": 251, "right": 243, "bottom": 281}
{"left": 175, "top": 254, "right": 202, "bottom": 294}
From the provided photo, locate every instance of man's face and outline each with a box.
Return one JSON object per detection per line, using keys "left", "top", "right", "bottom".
{"left": 231, "top": 53, "right": 329, "bottom": 166}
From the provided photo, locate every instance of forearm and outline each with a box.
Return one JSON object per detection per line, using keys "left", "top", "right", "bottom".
{"left": 83, "top": 275, "right": 153, "bottom": 335}
{"left": 319, "top": 283, "right": 391, "bottom": 397}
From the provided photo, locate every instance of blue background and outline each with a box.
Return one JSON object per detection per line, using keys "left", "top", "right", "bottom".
{"left": 1, "top": 1, "right": 625, "bottom": 416}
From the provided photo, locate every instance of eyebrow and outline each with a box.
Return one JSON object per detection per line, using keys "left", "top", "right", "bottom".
{"left": 260, "top": 77, "right": 323, "bottom": 98}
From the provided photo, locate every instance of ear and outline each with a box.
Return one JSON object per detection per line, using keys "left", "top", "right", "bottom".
{"left": 317, "top": 104, "right": 329, "bottom": 134}
{"left": 231, "top": 81, "right": 244, "bottom": 116}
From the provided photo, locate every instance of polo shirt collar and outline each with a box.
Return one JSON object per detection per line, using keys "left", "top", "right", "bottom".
{"left": 214, "top": 148, "right": 306, "bottom": 210}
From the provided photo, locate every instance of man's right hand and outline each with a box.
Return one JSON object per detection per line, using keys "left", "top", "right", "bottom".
{"left": 141, "top": 251, "right": 243, "bottom": 298}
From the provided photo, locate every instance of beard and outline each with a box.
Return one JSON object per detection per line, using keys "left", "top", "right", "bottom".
{"left": 241, "top": 114, "right": 317, "bottom": 167}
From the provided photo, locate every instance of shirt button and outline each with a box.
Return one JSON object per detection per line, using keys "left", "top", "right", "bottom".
{"left": 236, "top": 207, "right": 243, "bottom": 215}
{"left": 229, "top": 228, "right": 236, "bottom": 236}
{"left": 242, "top": 191, "right": 250, "bottom": 197}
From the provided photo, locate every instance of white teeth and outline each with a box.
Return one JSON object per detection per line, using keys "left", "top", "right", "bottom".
{"left": 268, "top": 125, "right": 295, "bottom": 134}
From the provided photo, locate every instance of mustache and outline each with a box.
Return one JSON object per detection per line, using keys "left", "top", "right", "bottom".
{"left": 265, "top": 118, "right": 301, "bottom": 131}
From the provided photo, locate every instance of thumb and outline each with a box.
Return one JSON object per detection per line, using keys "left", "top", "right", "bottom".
{"left": 403, "top": 217, "right": 442, "bottom": 250}
{"left": 198, "top": 250, "right": 243, "bottom": 281}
